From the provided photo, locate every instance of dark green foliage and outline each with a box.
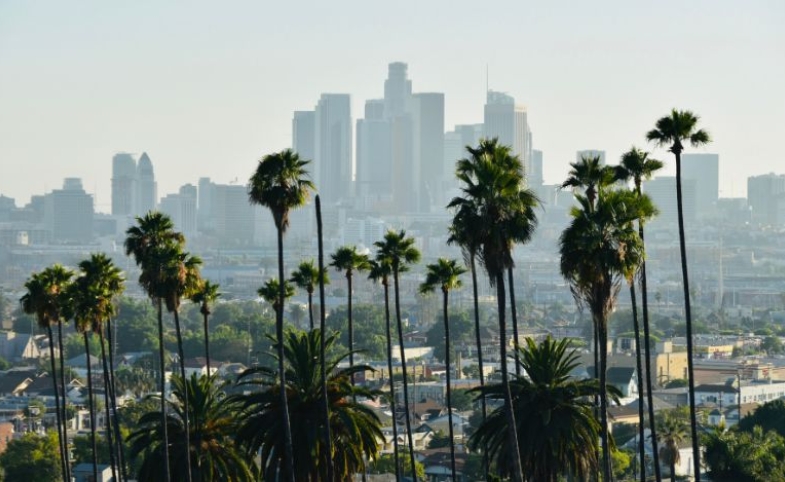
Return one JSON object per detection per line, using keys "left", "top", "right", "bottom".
{"left": 737, "top": 399, "right": 785, "bottom": 437}
{"left": 0, "top": 432, "right": 62, "bottom": 481}
{"left": 703, "top": 427, "right": 785, "bottom": 481}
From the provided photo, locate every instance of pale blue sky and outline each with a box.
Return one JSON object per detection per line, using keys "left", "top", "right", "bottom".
{"left": 1, "top": 1, "right": 783, "bottom": 210}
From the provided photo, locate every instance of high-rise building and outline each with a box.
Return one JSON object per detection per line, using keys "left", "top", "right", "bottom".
{"left": 356, "top": 100, "right": 392, "bottom": 209}
{"left": 160, "top": 184, "right": 197, "bottom": 238}
{"left": 44, "top": 178, "right": 94, "bottom": 243}
{"left": 411, "top": 92, "right": 445, "bottom": 211}
{"left": 212, "top": 184, "right": 258, "bottom": 246}
{"left": 197, "top": 177, "right": 214, "bottom": 232}
{"left": 111, "top": 153, "right": 137, "bottom": 216}
{"left": 747, "top": 173, "right": 785, "bottom": 226}
{"left": 645, "top": 176, "right": 697, "bottom": 226}
{"left": 531, "top": 149, "right": 544, "bottom": 187}
{"left": 314, "top": 94, "right": 352, "bottom": 205}
{"left": 292, "top": 111, "right": 316, "bottom": 162}
{"left": 484, "top": 91, "right": 532, "bottom": 179}
{"left": 384, "top": 62, "right": 412, "bottom": 118}
{"left": 682, "top": 153, "right": 719, "bottom": 217}
{"left": 136, "top": 152, "right": 157, "bottom": 215}
{"left": 576, "top": 150, "right": 606, "bottom": 166}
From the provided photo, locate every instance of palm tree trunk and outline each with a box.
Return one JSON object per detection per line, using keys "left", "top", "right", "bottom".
{"left": 670, "top": 462, "right": 676, "bottom": 482}
{"left": 107, "top": 317, "right": 128, "bottom": 482}
{"left": 470, "top": 256, "right": 490, "bottom": 481}
{"left": 393, "top": 266, "right": 417, "bottom": 480}
{"left": 307, "top": 291, "right": 314, "bottom": 332}
{"left": 57, "top": 322, "right": 72, "bottom": 482}
{"left": 276, "top": 226, "right": 296, "bottom": 482}
{"left": 384, "top": 278, "right": 401, "bottom": 482}
{"left": 172, "top": 310, "right": 193, "bottom": 482}
{"left": 156, "top": 297, "right": 171, "bottom": 482}
{"left": 630, "top": 284, "right": 646, "bottom": 482}
{"left": 348, "top": 273, "right": 356, "bottom": 392}
{"left": 203, "top": 311, "right": 211, "bottom": 376}
{"left": 46, "top": 326, "right": 68, "bottom": 482}
{"left": 597, "top": 315, "right": 611, "bottom": 482}
{"left": 638, "top": 223, "right": 662, "bottom": 482}
{"left": 98, "top": 330, "right": 118, "bottom": 482}
{"left": 443, "top": 289, "right": 458, "bottom": 482}
{"left": 675, "top": 151, "right": 701, "bottom": 482}
{"left": 508, "top": 267, "right": 522, "bottom": 377}
{"left": 84, "top": 332, "right": 99, "bottom": 482}
{"left": 496, "top": 272, "right": 524, "bottom": 482}
{"left": 315, "top": 196, "right": 334, "bottom": 482}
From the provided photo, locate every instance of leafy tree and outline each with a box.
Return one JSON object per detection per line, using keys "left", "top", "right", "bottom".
{"left": 648, "top": 108, "right": 711, "bottom": 481}
{"left": 703, "top": 426, "right": 785, "bottom": 481}
{"left": 665, "top": 378, "right": 689, "bottom": 389}
{"left": 235, "top": 329, "right": 382, "bottom": 481}
{"left": 737, "top": 399, "right": 785, "bottom": 436}
{"left": 762, "top": 336, "right": 785, "bottom": 355}
{"left": 451, "top": 388, "right": 474, "bottom": 412}
{"left": 0, "top": 432, "right": 61, "bottom": 481}
{"left": 329, "top": 304, "right": 388, "bottom": 361}
{"left": 369, "top": 454, "right": 425, "bottom": 480}
{"left": 249, "top": 148, "right": 315, "bottom": 482}
{"left": 426, "top": 310, "right": 473, "bottom": 363}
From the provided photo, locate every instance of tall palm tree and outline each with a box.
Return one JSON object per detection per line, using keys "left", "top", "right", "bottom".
{"left": 235, "top": 329, "right": 383, "bottom": 481}
{"left": 657, "top": 412, "right": 688, "bottom": 482}
{"left": 559, "top": 189, "right": 652, "bottom": 481}
{"left": 470, "top": 337, "right": 611, "bottom": 482}
{"left": 290, "top": 260, "right": 329, "bottom": 331}
{"left": 249, "top": 149, "right": 315, "bottom": 482}
{"left": 21, "top": 266, "right": 73, "bottom": 482}
{"left": 368, "top": 258, "right": 401, "bottom": 481}
{"left": 188, "top": 279, "right": 221, "bottom": 376}
{"left": 420, "top": 258, "right": 466, "bottom": 482}
{"left": 447, "top": 201, "right": 490, "bottom": 480}
{"left": 561, "top": 154, "right": 616, "bottom": 211}
{"left": 647, "top": 109, "right": 711, "bottom": 481}
{"left": 128, "top": 374, "right": 256, "bottom": 482}
{"left": 258, "top": 278, "right": 295, "bottom": 315}
{"left": 74, "top": 254, "right": 126, "bottom": 482}
{"left": 125, "top": 211, "right": 185, "bottom": 482}
{"left": 615, "top": 146, "right": 665, "bottom": 481}
{"left": 331, "top": 246, "right": 372, "bottom": 389}
{"left": 449, "top": 138, "right": 539, "bottom": 482}
{"left": 374, "top": 230, "right": 420, "bottom": 481}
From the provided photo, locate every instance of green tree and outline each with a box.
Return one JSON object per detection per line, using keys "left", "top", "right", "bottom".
{"left": 289, "top": 260, "right": 328, "bottom": 331}
{"left": 235, "top": 329, "right": 382, "bottom": 481}
{"left": 374, "top": 229, "right": 421, "bottom": 480}
{"left": 0, "top": 432, "right": 61, "bottom": 481}
{"left": 420, "top": 257, "right": 466, "bottom": 481}
{"left": 249, "top": 149, "right": 315, "bottom": 482}
{"left": 648, "top": 109, "right": 711, "bottom": 481}
{"left": 559, "top": 189, "right": 650, "bottom": 481}
{"left": 20, "top": 266, "right": 73, "bottom": 482}
{"left": 703, "top": 426, "right": 785, "bottom": 481}
{"left": 470, "top": 337, "right": 607, "bottom": 482}
{"left": 128, "top": 374, "right": 255, "bottom": 482}
{"left": 370, "top": 453, "right": 425, "bottom": 480}
{"left": 188, "top": 279, "right": 221, "bottom": 375}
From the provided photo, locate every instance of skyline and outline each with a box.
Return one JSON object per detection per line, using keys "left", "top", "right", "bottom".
{"left": 1, "top": 1, "right": 783, "bottom": 208}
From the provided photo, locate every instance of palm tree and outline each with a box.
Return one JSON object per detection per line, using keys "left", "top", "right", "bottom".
{"left": 559, "top": 189, "right": 651, "bottom": 481}
{"left": 420, "top": 258, "right": 466, "bottom": 482}
{"left": 125, "top": 211, "right": 185, "bottom": 482}
{"left": 615, "top": 146, "right": 665, "bottom": 481}
{"left": 188, "top": 279, "right": 221, "bottom": 376}
{"left": 235, "top": 329, "right": 383, "bottom": 481}
{"left": 73, "top": 254, "right": 126, "bottom": 482}
{"left": 560, "top": 154, "right": 616, "bottom": 211}
{"left": 128, "top": 374, "right": 256, "bottom": 482}
{"left": 368, "top": 258, "right": 401, "bottom": 481}
{"left": 249, "top": 148, "right": 315, "bottom": 482}
{"left": 331, "top": 246, "right": 372, "bottom": 390}
{"left": 657, "top": 412, "right": 688, "bottom": 482}
{"left": 449, "top": 138, "right": 539, "bottom": 482}
{"left": 258, "top": 278, "right": 296, "bottom": 315}
{"left": 290, "top": 260, "right": 329, "bottom": 331}
{"left": 21, "top": 266, "right": 73, "bottom": 482}
{"left": 374, "top": 230, "right": 420, "bottom": 480}
{"left": 647, "top": 109, "right": 711, "bottom": 481}
{"left": 470, "top": 337, "right": 610, "bottom": 482}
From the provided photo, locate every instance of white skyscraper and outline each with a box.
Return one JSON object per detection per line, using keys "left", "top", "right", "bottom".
{"left": 484, "top": 91, "right": 532, "bottom": 179}
{"left": 314, "top": 94, "right": 353, "bottom": 205}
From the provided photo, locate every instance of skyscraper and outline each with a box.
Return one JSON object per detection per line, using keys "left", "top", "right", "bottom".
{"left": 160, "top": 184, "right": 197, "bottom": 238}
{"left": 356, "top": 99, "right": 392, "bottom": 208}
{"left": 292, "top": 111, "right": 316, "bottom": 162}
{"left": 137, "top": 152, "right": 157, "bottom": 215}
{"left": 531, "top": 149, "right": 544, "bottom": 187}
{"left": 484, "top": 91, "right": 532, "bottom": 178}
{"left": 645, "top": 176, "right": 697, "bottom": 226}
{"left": 44, "top": 178, "right": 94, "bottom": 243}
{"left": 314, "top": 94, "right": 352, "bottom": 205}
{"left": 111, "top": 153, "right": 137, "bottom": 216}
{"left": 411, "top": 92, "right": 445, "bottom": 211}
{"left": 682, "top": 153, "right": 719, "bottom": 217}
{"left": 747, "top": 173, "right": 785, "bottom": 226}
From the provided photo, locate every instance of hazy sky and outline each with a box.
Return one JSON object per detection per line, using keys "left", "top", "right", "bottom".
{"left": 1, "top": 1, "right": 783, "bottom": 211}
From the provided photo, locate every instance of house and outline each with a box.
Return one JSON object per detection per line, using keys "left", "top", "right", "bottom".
{"left": 73, "top": 463, "right": 113, "bottom": 482}
{"left": 587, "top": 366, "right": 638, "bottom": 398}
{"left": 420, "top": 449, "right": 469, "bottom": 482}
{"left": 183, "top": 357, "right": 219, "bottom": 377}
{"left": 0, "top": 332, "right": 49, "bottom": 362}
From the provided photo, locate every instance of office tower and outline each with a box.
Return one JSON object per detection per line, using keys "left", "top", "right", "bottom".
{"left": 160, "top": 184, "right": 197, "bottom": 238}
{"left": 576, "top": 150, "right": 606, "bottom": 166}
{"left": 136, "top": 152, "right": 157, "bottom": 215}
{"left": 356, "top": 100, "right": 393, "bottom": 208}
{"left": 384, "top": 62, "right": 412, "bottom": 118}
{"left": 644, "top": 176, "right": 697, "bottom": 226}
{"left": 531, "top": 149, "right": 544, "bottom": 187}
{"left": 484, "top": 91, "right": 532, "bottom": 179}
{"left": 747, "top": 173, "right": 785, "bottom": 225}
{"left": 411, "top": 92, "right": 445, "bottom": 211}
{"left": 212, "top": 184, "right": 258, "bottom": 246}
{"left": 293, "top": 111, "right": 316, "bottom": 162}
{"left": 198, "top": 177, "right": 214, "bottom": 233}
{"left": 682, "top": 153, "right": 719, "bottom": 217}
{"left": 111, "top": 153, "right": 137, "bottom": 216}
{"left": 44, "top": 178, "right": 94, "bottom": 243}
{"left": 314, "top": 94, "right": 352, "bottom": 205}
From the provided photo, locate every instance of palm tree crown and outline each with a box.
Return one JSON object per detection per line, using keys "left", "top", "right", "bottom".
{"left": 420, "top": 258, "right": 466, "bottom": 296}
{"left": 646, "top": 109, "right": 711, "bottom": 155}
{"left": 614, "top": 147, "right": 664, "bottom": 193}
{"left": 289, "top": 260, "right": 329, "bottom": 297}
{"left": 248, "top": 149, "right": 315, "bottom": 232}
{"left": 258, "top": 278, "right": 295, "bottom": 315}
{"left": 561, "top": 154, "right": 616, "bottom": 210}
